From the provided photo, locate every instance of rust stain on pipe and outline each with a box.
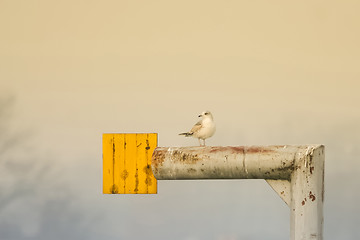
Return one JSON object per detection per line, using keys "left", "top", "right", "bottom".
{"left": 152, "top": 148, "right": 166, "bottom": 169}
{"left": 208, "top": 146, "right": 277, "bottom": 154}
{"left": 172, "top": 150, "right": 200, "bottom": 164}
{"left": 309, "top": 191, "right": 316, "bottom": 201}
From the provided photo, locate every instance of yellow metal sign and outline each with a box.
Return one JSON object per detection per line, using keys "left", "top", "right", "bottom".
{"left": 103, "top": 133, "right": 157, "bottom": 194}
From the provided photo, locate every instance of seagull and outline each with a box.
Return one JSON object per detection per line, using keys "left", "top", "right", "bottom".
{"left": 179, "top": 110, "right": 216, "bottom": 146}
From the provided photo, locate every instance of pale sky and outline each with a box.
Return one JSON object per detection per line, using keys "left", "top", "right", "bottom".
{"left": 1, "top": 1, "right": 360, "bottom": 239}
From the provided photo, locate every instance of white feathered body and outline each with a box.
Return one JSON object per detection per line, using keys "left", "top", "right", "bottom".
{"left": 193, "top": 117, "right": 216, "bottom": 140}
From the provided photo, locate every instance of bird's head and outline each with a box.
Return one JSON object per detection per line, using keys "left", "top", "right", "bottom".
{"left": 198, "top": 110, "right": 213, "bottom": 119}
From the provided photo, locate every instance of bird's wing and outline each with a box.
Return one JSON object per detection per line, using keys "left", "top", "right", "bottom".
{"left": 190, "top": 121, "right": 202, "bottom": 133}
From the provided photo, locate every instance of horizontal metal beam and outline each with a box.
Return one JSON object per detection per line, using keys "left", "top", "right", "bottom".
{"left": 151, "top": 145, "right": 317, "bottom": 180}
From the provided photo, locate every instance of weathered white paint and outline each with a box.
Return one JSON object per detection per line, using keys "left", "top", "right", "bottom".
{"left": 152, "top": 145, "right": 324, "bottom": 240}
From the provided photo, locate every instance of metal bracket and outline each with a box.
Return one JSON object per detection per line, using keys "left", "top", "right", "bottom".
{"left": 266, "top": 179, "right": 291, "bottom": 206}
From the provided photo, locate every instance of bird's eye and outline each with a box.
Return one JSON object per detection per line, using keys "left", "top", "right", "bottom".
{"left": 204, "top": 112, "right": 208, "bottom": 115}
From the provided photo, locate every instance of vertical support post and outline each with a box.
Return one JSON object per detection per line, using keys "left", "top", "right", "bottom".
{"left": 290, "top": 146, "right": 324, "bottom": 240}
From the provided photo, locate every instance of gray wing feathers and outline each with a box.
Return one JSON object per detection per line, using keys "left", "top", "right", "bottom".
{"left": 190, "top": 121, "right": 202, "bottom": 133}
{"left": 179, "top": 121, "right": 202, "bottom": 137}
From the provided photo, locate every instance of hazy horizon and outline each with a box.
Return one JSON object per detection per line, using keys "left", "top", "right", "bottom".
{"left": 1, "top": 1, "right": 360, "bottom": 239}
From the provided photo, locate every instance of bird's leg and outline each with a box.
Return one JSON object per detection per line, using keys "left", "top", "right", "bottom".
{"left": 203, "top": 139, "right": 206, "bottom": 146}
{"left": 198, "top": 138, "right": 202, "bottom": 146}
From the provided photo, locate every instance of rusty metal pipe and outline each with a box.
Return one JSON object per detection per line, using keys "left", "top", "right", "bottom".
{"left": 152, "top": 145, "right": 309, "bottom": 180}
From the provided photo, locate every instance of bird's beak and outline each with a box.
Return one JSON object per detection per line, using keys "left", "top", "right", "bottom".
{"left": 198, "top": 114, "right": 202, "bottom": 117}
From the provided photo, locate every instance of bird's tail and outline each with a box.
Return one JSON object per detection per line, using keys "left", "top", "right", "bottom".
{"left": 179, "top": 132, "right": 193, "bottom": 137}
